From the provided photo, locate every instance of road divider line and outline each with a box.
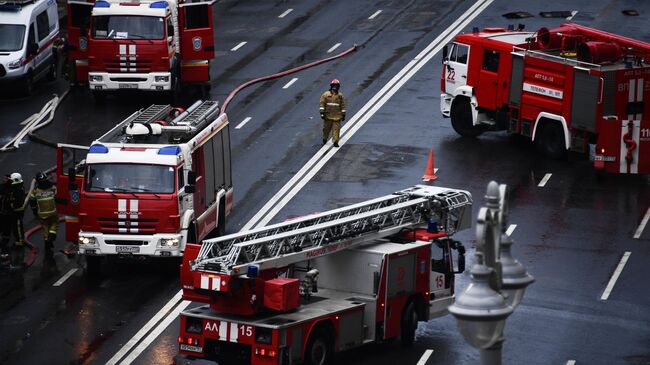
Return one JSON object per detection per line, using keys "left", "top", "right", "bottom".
{"left": 235, "top": 117, "right": 252, "bottom": 129}
{"left": 247, "top": 0, "right": 494, "bottom": 229}
{"left": 600, "top": 251, "right": 631, "bottom": 300}
{"left": 566, "top": 361, "right": 576, "bottom": 365}
{"left": 416, "top": 349, "right": 434, "bottom": 365}
{"left": 368, "top": 9, "right": 382, "bottom": 19}
{"left": 278, "top": 8, "right": 293, "bottom": 18}
{"left": 53, "top": 268, "right": 78, "bottom": 286}
{"left": 283, "top": 78, "right": 298, "bottom": 89}
{"left": 108, "top": 1, "right": 494, "bottom": 362}
{"left": 327, "top": 42, "right": 342, "bottom": 53}
{"left": 106, "top": 291, "right": 184, "bottom": 365}
{"left": 538, "top": 173, "right": 552, "bottom": 187}
{"left": 566, "top": 10, "right": 578, "bottom": 20}
{"left": 230, "top": 41, "right": 247, "bottom": 52}
{"left": 633, "top": 206, "right": 650, "bottom": 239}
{"left": 506, "top": 224, "right": 517, "bottom": 236}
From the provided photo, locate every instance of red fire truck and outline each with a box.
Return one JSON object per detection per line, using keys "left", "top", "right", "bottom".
{"left": 55, "top": 100, "right": 232, "bottom": 272}
{"left": 440, "top": 23, "right": 650, "bottom": 174}
{"left": 178, "top": 185, "right": 472, "bottom": 364}
{"left": 65, "top": 0, "right": 215, "bottom": 100}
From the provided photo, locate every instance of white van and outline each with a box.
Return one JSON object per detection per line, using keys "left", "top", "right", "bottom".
{"left": 0, "top": 0, "right": 59, "bottom": 95}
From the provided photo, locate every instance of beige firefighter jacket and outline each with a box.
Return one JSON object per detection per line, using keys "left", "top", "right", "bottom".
{"left": 319, "top": 91, "right": 347, "bottom": 121}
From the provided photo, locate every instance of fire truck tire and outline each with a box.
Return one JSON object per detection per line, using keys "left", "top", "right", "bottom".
{"left": 536, "top": 121, "right": 567, "bottom": 159}
{"left": 304, "top": 327, "right": 333, "bottom": 365}
{"left": 86, "top": 256, "right": 102, "bottom": 276}
{"left": 400, "top": 301, "right": 418, "bottom": 347}
{"left": 450, "top": 98, "right": 483, "bottom": 137}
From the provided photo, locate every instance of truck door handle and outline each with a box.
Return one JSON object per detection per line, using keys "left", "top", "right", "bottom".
{"left": 461, "top": 75, "right": 467, "bottom": 79}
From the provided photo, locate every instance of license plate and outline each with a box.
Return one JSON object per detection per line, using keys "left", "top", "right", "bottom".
{"left": 118, "top": 83, "right": 138, "bottom": 89}
{"left": 116, "top": 245, "right": 140, "bottom": 253}
{"left": 179, "top": 344, "right": 202, "bottom": 353}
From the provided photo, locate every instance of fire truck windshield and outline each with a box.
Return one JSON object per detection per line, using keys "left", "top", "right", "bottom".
{"left": 91, "top": 15, "right": 165, "bottom": 40}
{"left": 0, "top": 25, "right": 26, "bottom": 52}
{"left": 85, "top": 163, "right": 175, "bottom": 194}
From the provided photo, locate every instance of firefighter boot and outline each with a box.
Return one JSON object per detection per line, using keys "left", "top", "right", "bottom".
{"left": 44, "top": 239, "right": 54, "bottom": 258}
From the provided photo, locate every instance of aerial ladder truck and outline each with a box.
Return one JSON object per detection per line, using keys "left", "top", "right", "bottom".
{"left": 178, "top": 185, "right": 472, "bottom": 365}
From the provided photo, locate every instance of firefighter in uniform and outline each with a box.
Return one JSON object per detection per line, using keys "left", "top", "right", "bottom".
{"left": 0, "top": 175, "right": 11, "bottom": 268}
{"left": 6, "top": 173, "right": 26, "bottom": 268}
{"left": 319, "top": 79, "right": 347, "bottom": 147}
{"left": 30, "top": 172, "right": 58, "bottom": 257}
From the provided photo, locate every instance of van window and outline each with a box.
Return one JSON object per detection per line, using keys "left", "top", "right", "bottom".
{"left": 0, "top": 25, "right": 26, "bottom": 52}
{"left": 28, "top": 23, "right": 36, "bottom": 47}
{"left": 36, "top": 10, "right": 50, "bottom": 41}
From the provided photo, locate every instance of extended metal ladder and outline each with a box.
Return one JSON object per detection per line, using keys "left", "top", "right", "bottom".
{"left": 192, "top": 185, "right": 472, "bottom": 276}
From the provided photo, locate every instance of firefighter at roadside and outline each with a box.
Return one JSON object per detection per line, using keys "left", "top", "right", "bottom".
{"left": 30, "top": 172, "right": 58, "bottom": 258}
{"left": 6, "top": 173, "right": 26, "bottom": 268}
{"left": 319, "top": 79, "right": 347, "bottom": 147}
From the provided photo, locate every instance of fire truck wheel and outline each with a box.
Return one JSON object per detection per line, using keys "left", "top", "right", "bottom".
{"left": 536, "top": 121, "right": 567, "bottom": 159}
{"left": 304, "top": 327, "right": 333, "bottom": 365}
{"left": 450, "top": 98, "right": 483, "bottom": 137}
{"left": 400, "top": 301, "right": 418, "bottom": 347}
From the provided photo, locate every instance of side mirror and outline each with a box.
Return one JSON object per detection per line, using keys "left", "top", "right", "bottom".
{"left": 184, "top": 185, "right": 195, "bottom": 194}
{"left": 442, "top": 44, "right": 448, "bottom": 63}
{"left": 187, "top": 171, "right": 196, "bottom": 185}
{"left": 28, "top": 42, "right": 39, "bottom": 56}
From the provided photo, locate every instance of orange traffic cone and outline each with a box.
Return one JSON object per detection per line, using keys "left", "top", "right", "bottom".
{"left": 422, "top": 148, "right": 438, "bottom": 181}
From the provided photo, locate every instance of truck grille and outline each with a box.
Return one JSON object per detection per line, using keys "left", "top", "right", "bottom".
{"left": 97, "top": 217, "right": 159, "bottom": 234}
{"left": 104, "top": 58, "right": 153, "bottom": 73}
{"left": 105, "top": 240, "right": 146, "bottom": 246}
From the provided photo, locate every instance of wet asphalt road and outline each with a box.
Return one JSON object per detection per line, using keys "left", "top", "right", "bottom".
{"left": 1, "top": 0, "right": 649, "bottom": 364}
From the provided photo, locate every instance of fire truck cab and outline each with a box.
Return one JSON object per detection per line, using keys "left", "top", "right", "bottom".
{"left": 66, "top": 0, "right": 215, "bottom": 99}
{"left": 440, "top": 24, "right": 650, "bottom": 174}
{"left": 56, "top": 100, "right": 233, "bottom": 272}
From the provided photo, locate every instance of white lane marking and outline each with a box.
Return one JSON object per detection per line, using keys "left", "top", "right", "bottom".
{"left": 416, "top": 349, "right": 434, "bottom": 365}
{"left": 119, "top": 300, "right": 191, "bottom": 364}
{"left": 538, "top": 173, "right": 552, "bottom": 187}
{"left": 634, "top": 206, "right": 650, "bottom": 239}
{"left": 283, "top": 78, "right": 298, "bottom": 89}
{"left": 566, "top": 10, "right": 578, "bottom": 20}
{"left": 235, "top": 117, "right": 252, "bottom": 129}
{"left": 106, "top": 291, "right": 184, "bottom": 365}
{"left": 368, "top": 9, "right": 382, "bottom": 19}
{"left": 53, "top": 268, "right": 78, "bottom": 287}
{"left": 327, "top": 42, "right": 342, "bottom": 53}
{"left": 230, "top": 41, "right": 247, "bottom": 52}
{"left": 108, "top": 1, "right": 494, "bottom": 363}
{"left": 600, "top": 251, "right": 631, "bottom": 300}
{"left": 506, "top": 224, "right": 517, "bottom": 237}
{"left": 566, "top": 361, "right": 576, "bottom": 365}
{"left": 245, "top": 0, "right": 494, "bottom": 230}
{"left": 278, "top": 8, "right": 293, "bottom": 18}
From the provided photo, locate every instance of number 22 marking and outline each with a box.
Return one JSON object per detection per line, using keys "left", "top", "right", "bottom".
{"left": 447, "top": 68, "right": 455, "bottom": 81}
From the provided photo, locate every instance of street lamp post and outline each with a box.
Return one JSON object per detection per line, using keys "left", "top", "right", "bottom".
{"left": 449, "top": 181, "right": 535, "bottom": 365}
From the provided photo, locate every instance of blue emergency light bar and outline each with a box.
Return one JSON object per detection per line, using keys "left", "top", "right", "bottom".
{"left": 88, "top": 144, "right": 109, "bottom": 154}
{"left": 149, "top": 1, "right": 168, "bottom": 8}
{"left": 94, "top": 1, "right": 110, "bottom": 7}
{"left": 158, "top": 146, "right": 180, "bottom": 155}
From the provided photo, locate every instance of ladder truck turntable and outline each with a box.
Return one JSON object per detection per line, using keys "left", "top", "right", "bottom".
{"left": 55, "top": 100, "right": 232, "bottom": 272}
{"left": 440, "top": 23, "right": 650, "bottom": 174}
{"left": 178, "top": 185, "right": 472, "bottom": 365}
